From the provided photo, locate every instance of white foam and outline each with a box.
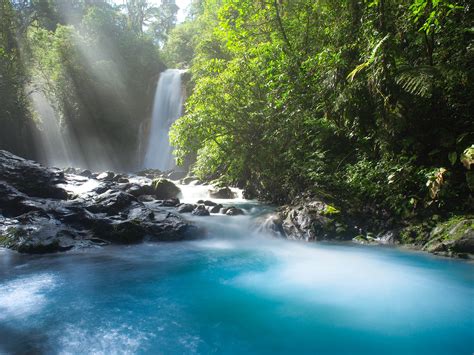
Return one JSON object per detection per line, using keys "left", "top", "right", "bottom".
{"left": 58, "top": 324, "right": 152, "bottom": 355}
{"left": 0, "top": 273, "right": 57, "bottom": 320}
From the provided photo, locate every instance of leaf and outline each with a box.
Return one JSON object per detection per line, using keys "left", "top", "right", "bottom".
{"left": 460, "top": 145, "right": 474, "bottom": 170}
{"left": 448, "top": 151, "right": 457, "bottom": 166}
{"left": 347, "top": 35, "right": 390, "bottom": 82}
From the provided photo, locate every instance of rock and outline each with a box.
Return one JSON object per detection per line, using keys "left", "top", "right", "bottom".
{"left": 117, "top": 177, "right": 129, "bottom": 184}
{"left": 151, "top": 178, "right": 181, "bottom": 199}
{"left": 0, "top": 150, "right": 67, "bottom": 200}
{"left": 192, "top": 205, "right": 210, "bottom": 216}
{"left": 96, "top": 171, "right": 115, "bottom": 181}
{"left": 159, "top": 198, "right": 180, "bottom": 207}
{"left": 86, "top": 190, "right": 137, "bottom": 215}
{"left": 136, "top": 169, "right": 162, "bottom": 179}
{"left": 225, "top": 207, "right": 244, "bottom": 216}
{"left": 0, "top": 151, "right": 201, "bottom": 254}
{"left": 209, "top": 204, "right": 223, "bottom": 213}
{"left": 255, "top": 214, "right": 285, "bottom": 237}
{"left": 177, "top": 203, "right": 195, "bottom": 213}
{"left": 92, "top": 220, "right": 146, "bottom": 244}
{"left": 375, "top": 230, "right": 399, "bottom": 245}
{"left": 165, "top": 171, "right": 187, "bottom": 180}
{"left": 203, "top": 200, "right": 217, "bottom": 206}
{"left": 0, "top": 212, "right": 82, "bottom": 253}
{"left": 137, "top": 195, "right": 156, "bottom": 202}
{"left": 209, "top": 187, "right": 235, "bottom": 199}
{"left": 79, "top": 169, "right": 93, "bottom": 178}
{"left": 181, "top": 176, "right": 196, "bottom": 185}
{"left": 352, "top": 235, "right": 378, "bottom": 245}
{"left": 423, "top": 217, "right": 474, "bottom": 256}
{"left": 278, "top": 197, "right": 347, "bottom": 241}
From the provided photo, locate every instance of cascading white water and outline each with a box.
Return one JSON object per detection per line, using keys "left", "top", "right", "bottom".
{"left": 143, "top": 69, "right": 185, "bottom": 171}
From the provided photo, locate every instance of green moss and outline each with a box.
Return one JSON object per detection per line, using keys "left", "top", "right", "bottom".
{"left": 151, "top": 178, "right": 181, "bottom": 199}
{"left": 0, "top": 234, "right": 10, "bottom": 247}
{"left": 431, "top": 215, "right": 474, "bottom": 243}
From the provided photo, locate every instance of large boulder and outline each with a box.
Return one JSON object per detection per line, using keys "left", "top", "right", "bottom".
{"left": 0, "top": 150, "right": 67, "bottom": 200}
{"left": 277, "top": 196, "right": 348, "bottom": 241}
{"left": 127, "top": 179, "right": 181, "bottom": 200}
{"left": 0, "top": 211, "right": 84, "bottom": 253}
{"left": 151, "top": 179, "right": 181, "bottom": 199}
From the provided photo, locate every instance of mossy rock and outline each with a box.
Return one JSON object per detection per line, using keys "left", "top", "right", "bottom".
{"left": 424, "top": 216, "right": 474, "bottom": 255}
{"left": 151, "top": 179, "right": 181, "bottom": 200}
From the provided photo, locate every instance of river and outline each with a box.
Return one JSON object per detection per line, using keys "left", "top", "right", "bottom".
{"left": 0, "top": 186, "right": 473, "bottom": 354}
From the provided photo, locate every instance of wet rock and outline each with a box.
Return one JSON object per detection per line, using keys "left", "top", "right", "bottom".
{"left": 96, "top": 171, "right": 115, "bottom": 181}
{"left": 79, "top": 169, "right": 93, "bottom": 178}
{"left": 278, "top": 197, "right": 347, "bottom": 241}
{"left": 255, "top": 214, "right": 285, "bottom": 237}
{"left": 116, "top": 177, "right": 129, "bottom": 184}
{"left": 0, "top": 150, "right": 67, "bottom": 200}
{"left": 177, "top": 203, "right": 195, "bottom": 213}
{"left": 423, "top": 218, "right": 474, "bottom": 256}
{"left": 209, "top": 187, "right": 235, "bottom": 199}
{"left": 86, "top": 190, "right": 137, "bottom": 215}
{"left": 0, "top": 212, "right": 80, "bottom": 253}
{"left": 136, "top": 169, "right": 162, "bottom": 179}
{"left": 181, "top": 176, "right": 197, "bottom": 185}
{"left": 137, "top": 195, "right": 156, "bottom": 202}
{"left": 225, "top": 207, "right": 244, "bottom": 216}
{"left": 0, "top": 183, "right": 43, "bottom": 217}
{"left": 375, "top": 230, "right": 399, "bottom": 245}
{"left": 192, "top": 205, "right": 210, "bottom": 216}
{"left": 129, "top": 179, "right": 181, "bottom": 200}
{"left": 165, "top": 171, "right": 187, "bottom": 180}
{"left": 151, "top": 179, "right": 181, "bottom": 199}
{"left": 159, "top": 198, "right": 180, "bottom": 207}
{"left": 203, "top": 200, "right": 217, "bottom": 206}
{"left": 0, "top": 151, "right": 208, "bottom": 254}
{"left": 209, "top": 204, "right": 223, "bottom": 213}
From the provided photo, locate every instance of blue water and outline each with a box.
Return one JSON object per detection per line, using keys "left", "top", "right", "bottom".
{"left": 0, "top": 209, "right": 473, "bottom": 354}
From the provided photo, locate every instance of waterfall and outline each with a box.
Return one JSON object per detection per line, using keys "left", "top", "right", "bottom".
{"left": 143, "top": 69, "right": 185, "bottom": 171}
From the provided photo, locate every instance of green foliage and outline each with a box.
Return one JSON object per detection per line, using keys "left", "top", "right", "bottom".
{"left": 169, "top": 0, "right": 473, "bottom": 215}
{"left": 0, "top": 0, "right": 33, "bottom": 156}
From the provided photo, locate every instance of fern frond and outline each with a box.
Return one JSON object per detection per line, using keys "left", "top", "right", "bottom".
{"left": 395, "top": 65, "right": 437, "bottom": 98}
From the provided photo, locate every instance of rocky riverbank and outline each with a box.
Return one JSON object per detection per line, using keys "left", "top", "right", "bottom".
{"left": 1, "top": 151, "right": 473, "bottom": 258}
{"left": 0, "top": 151, "right": 250, "bottom": 254}
{"left": 0, "top": 151, "right": 198, "bottom": 253}
{"left": 270, "top": 193, "right": 474, "bottom": 259}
